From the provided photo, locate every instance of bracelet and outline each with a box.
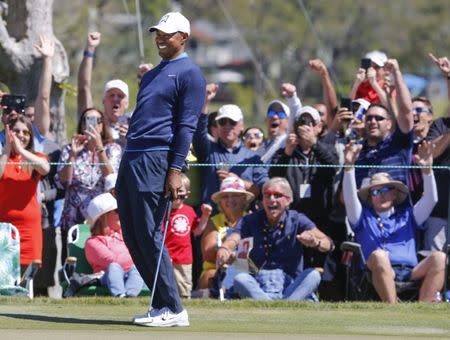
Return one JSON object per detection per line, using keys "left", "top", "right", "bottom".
{"left": 218, "top": 246, "right": 231, "bottom": 255}
{"left": 315, "top": 240, "right": 322, "bottom": 249}
{"left": 96, "top": 148, "right": 105, "bottom": 154}
{"left": 83, "top": 50, "right": 95, "bottom": 58}
{"left": 447, "top": 73, "right": 450, "bottom": 80}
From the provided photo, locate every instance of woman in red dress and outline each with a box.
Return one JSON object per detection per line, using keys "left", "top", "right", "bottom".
{"left": 0, "top": 116, "right": 50, "bottom": 270}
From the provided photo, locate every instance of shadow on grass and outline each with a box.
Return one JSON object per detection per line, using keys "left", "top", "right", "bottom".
{"left": 0, "top": 313, "right": 130, "bottom": 326}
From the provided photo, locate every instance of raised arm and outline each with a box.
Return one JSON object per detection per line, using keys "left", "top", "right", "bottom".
{"left": 350, "top": 68, "right": 366, "bottom": 100}
{"left": 309, "top": 59, "right": 338, "bottom": 121}
{"left": 428, "top": 53, "right": 450, "bottom": 101}
{"left": 281, "top": 82, "right": 301, "bottom": 134}
{"left": 77, "top": 32, "right": 101, "bottom": 117}
{"left": 413, "top": 141, "right": 438, "bottom": 225}
{"left": 34, "top": 34, "right": 54, "bottom": 138}
{"left": 342, "top": 141, "right": 363, "bottom": 225}
{"left": 384, "top": 59, "right": 413, "bottom": 133}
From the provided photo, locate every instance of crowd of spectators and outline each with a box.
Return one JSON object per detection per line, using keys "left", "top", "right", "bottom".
{"left": 1, "top": 31, "right": 450, "bottom": 303}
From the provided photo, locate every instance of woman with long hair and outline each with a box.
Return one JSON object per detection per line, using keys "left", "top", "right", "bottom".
{"left": 0, "top": 115, "right": 50, "bottom": 270}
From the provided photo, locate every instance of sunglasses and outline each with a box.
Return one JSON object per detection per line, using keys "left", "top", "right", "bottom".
{"left": 244, "top": 132, "right": 264, "bottom": 140}
{"left": 3, "top": 107, "right": 24, "bottom": 114}
{"left": 217, "top": 118, "right": 238, "bottom": 127}
{"left": 267, "top": 110, "right": 288, "bottom": 119}
{"left": 13, "top": 128, "right": 31, "bottom": 137}
{"left": 370, "top": 187, "right": 393, "bottom": 197}
{"left": 365, "top": 115, "right": 387, "bottom": 122}
{"left": 263, "top": 191, "right": 288, "bottom": 199}
{"left": 412, "top": 107, "right": 432, "bottom": 115}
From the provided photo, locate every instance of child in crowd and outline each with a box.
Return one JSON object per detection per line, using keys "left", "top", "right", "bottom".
{"left": 164, "top": 173, "right": 211, "bottom": 298}
{"left": 242, "top": 127, "right": 265, "bottom": 152}
{"left": 85, "top": 192, "right": 143, "bottom": 297}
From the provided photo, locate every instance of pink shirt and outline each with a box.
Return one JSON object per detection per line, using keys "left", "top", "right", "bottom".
{"left": 85, "top": 231, "right": 134, "bottom": 273}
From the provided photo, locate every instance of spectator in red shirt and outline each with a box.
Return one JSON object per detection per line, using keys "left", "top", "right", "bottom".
{"left": 164, "top": 173, "right": 210, "bottom": 298}
{"left": 351, "top": 50, "right": 390, "bottom": 105}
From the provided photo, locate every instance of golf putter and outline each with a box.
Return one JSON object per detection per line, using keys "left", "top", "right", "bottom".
{"left": 148, "top": 193, "right": 173, "bottom": 310}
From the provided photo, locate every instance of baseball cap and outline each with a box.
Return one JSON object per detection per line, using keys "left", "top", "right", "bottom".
{"left": 267, "top": 100, "right": 290, "bottom": 117}
{"left": 352, "top": 98, "right": 371, "bottom": 110}
{"left": 103, "top": 79, "right": 129, "bottom": 99}
{"left": 364, "top": 50, "right": 388, "bottom": 67}
{"left": 216, "top": 104, "right": 243, "bottom": 122}
{"left": 149, "top": 12, "right": 190, "bottom": 36}
{"left": 86, "top": 193, "right": 117, "bottom": 227}
{"left": 295, "top": 106, "right": 320, "bottom": 123}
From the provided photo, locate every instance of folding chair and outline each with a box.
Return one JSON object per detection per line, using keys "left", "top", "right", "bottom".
{"left": 0, "top": 222, "right": 41, "bottom": 299}
{"left": 61, "top": 224, "right": 149, "bottom": 296}
{"left": 340, "top": 240, "right": 420, "bottom": 302}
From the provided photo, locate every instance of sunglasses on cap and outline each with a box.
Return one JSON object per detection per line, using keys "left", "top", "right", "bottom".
{"left": 370, "top": 187, "right": 393, "bottom": 197}
{"left": 217, "top": 118, "right": 238, "bottom": 127}
{"left": 267, "top": 110, "right": 288, "bottom": 119}
{"left": 365, "top": 115, "right": 387, "bottom": 122}
{"left": 243, "top": 132, "right": 264, "bottom": 140}
{"left": 3, "top": 106, "right": 24, "bottom": 115}
{"left": 263, "top": 191, "right": 288, "bottom": 199}
{"left": 412, "top": 107, "right": 432, "bottom": 115}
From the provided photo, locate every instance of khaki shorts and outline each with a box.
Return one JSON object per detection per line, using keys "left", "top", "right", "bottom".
{"left": 173, "top": 263, "right": 192, "bottom": 298}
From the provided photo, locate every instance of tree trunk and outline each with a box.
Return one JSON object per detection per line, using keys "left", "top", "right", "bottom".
{"left": 0, "top": 0, "right": 69, "bottom": 144}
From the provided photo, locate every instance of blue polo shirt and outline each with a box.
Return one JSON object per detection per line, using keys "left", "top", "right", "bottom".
{"left": 233, "top": 209, "right": 315, "bottom": 278}
{"left": 350, "top": 206, "right": 423, "bottom": 267}
{"left": 192, "top": 114, "right": 268, "bottom": 205}
{"left": 355, "top": 127, "right": 413, "bottom": 189}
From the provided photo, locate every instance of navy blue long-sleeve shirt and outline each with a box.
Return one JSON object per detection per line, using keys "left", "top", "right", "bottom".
{"left": 126, "top": 54, "right": 206, "bottom": 170}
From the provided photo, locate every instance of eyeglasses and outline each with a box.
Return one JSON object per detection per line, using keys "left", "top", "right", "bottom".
{"left": 267, "top": 110, "right": 288, "bottom": 119}
{"left": 13, "top": 128, "right": 31, "bottom": 137}
{"left": 370, "top": 187, "right": 393, "bottom": 197}
{"left": 412, "top": 107, "right": 432, "bottom": 115}
{"left": 243, "top": 132, "right": 264, "bottom": 140}
{"left": 365, "top": 115, "right": 387, "bottom": 122}
{"left": 263, "top": 191, "right": 288, "bottom": 200}
{"left": 217, "top": 118, "right": 238, "bottom": 127}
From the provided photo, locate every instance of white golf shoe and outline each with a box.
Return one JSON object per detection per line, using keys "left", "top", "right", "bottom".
{"left": 134, "top": 307, "right": 189, "bottom": 327}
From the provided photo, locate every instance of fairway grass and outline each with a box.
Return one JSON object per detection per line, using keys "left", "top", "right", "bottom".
{"left": 0, "top": 297, "right": 450, "bottom": 339}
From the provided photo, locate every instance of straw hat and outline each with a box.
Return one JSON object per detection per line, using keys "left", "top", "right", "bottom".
{"left": 358, "top": 172, "right": 408, "bottom": 205}
{"left": 211, "top": 177, "right": 255, "bottom": 204}
{"left": 86, "top": 193, "right": 117, "bottom": 226}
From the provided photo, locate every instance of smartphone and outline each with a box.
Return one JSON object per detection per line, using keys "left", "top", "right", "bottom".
{"left": 340, "top": 97, "right": 352, "bottom": 111}
{"left": 361, "top": 58, "right": 371, "bottom": 70}
{"left": 1, "top": 94, "right": 26, "bottom": 113}
{"left": 85, "top": 115, "right": 98, "bottom": 129}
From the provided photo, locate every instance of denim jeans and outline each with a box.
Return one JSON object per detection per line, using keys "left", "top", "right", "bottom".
{"left": 101, "top": 263, "right": 144, "bottom": 297}
{"left": 233, "top": 268, "right": 321, "bottom": 301}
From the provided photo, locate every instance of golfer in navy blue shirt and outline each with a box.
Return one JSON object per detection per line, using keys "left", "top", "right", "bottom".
{"left": 116, "top": 12, "right": 206, "bottom": 327}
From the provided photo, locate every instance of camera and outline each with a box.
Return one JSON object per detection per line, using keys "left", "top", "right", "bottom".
{"left": 361, "top": 58, "right": 371, "bottom": 70}
{"left": 1, "top": 94, "right": 26, "bottom": 114}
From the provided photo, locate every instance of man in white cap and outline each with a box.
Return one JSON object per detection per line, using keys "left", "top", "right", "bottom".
{"left": 193, "top": 101, "right": 268, "bottom": 213}
{"left": 116, "top": 12, "right": 205, "bottom": 327}
{"left": 350, "top": 50, "right": 389, "bottom": 105}
{"left": 77, "top": 32, "right": 130, "bottom": 143}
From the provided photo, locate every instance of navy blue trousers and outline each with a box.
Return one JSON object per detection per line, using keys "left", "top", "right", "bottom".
{"left": 116, "top": 150, "right": 183, "bottom": 313}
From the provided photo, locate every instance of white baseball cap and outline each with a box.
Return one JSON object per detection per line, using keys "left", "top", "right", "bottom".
{"left": 104, "top": 173, "right": 118, "bottom": 193}
{"left": 86, "top": 193, "right": 117, "bottom": 226}
{"left": 364, "top": 50, "right": 388, "bottom": 67}
{"left": 149, "top": 12, "right": 190, "bottom": 36}
{"left": 103, "top": 79, "right": 129, "bottom": 99}
{"left": 216, "top": 104, "right": 243, "bottom": 122}
{"left": 295, "top": 105, "right": 320, "bottom": 123}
